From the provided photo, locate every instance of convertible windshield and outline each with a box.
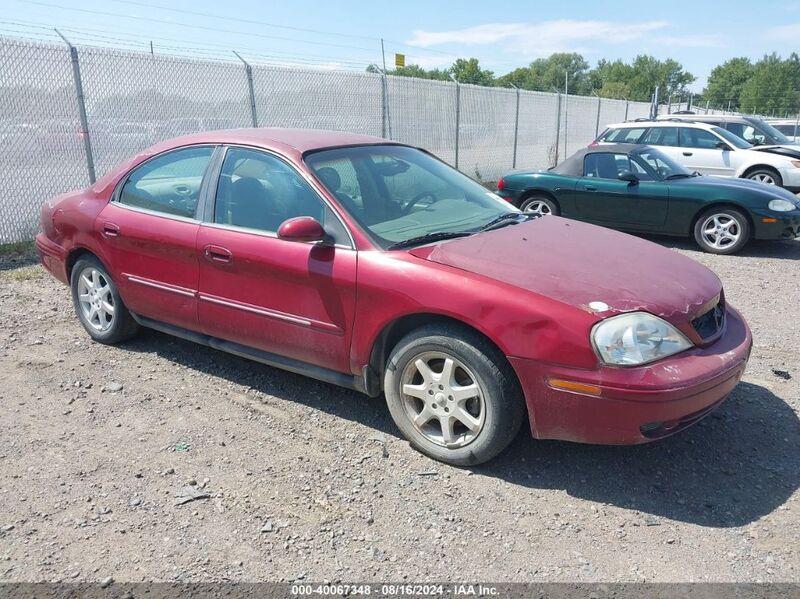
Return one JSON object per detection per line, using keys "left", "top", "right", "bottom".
{"left": 711, "top": 127, "right": 752, "bottom": 149}
{"left": 633, "top": 147, "right": 693, "bottom": 179}
{"left": 304, "top": 145, "right": 516, "bottom": 249}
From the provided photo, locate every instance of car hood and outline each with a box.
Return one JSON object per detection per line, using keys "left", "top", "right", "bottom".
{"left": 671, "top": 174, "right": 800, "bottom": 201}
{"left": 751, "top": 145, "right": 800, "bottom": 160}
{"left": 409, "top": 216, "right": 722, "bottom": 322}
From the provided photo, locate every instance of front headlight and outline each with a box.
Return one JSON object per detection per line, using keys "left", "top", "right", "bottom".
{"left": 768, "top": 198, "right": 797, "bottom": 212}
{"left": 592, "top": 312, "right": 692, "bottom": 366}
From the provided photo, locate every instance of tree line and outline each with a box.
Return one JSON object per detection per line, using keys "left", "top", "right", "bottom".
{"left": 368, "top": 52, "right": 800, "bottom": 116}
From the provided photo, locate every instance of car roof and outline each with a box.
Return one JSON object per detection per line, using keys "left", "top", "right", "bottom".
{"left": 143, "top": 127, "right": 391, "bottom": 158}
{"left": 657, "top": 114, "right": 752, "bottom": 123}
{"left": 607, "top": 120, "right": 718, "bottom": 130}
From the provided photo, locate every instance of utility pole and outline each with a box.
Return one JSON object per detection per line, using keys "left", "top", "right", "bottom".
{"left": 510, "top": 84, "right": 520, "bottom": 169}
{"left": 563, "top": 71, "right": 568, "bottom": 161}
{"left": 54, "top": 28, "right": 95, "bottom": 184}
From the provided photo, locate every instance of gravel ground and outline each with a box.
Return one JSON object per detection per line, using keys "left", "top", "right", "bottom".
{"left": 0, "top": 236, "right": 798, "bottom": 583}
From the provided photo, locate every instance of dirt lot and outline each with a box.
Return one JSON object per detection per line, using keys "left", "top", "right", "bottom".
{"left": 0, "top": 237, "right": 798, "bottom": 584}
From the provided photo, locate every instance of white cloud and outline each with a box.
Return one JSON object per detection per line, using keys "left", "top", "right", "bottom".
{"left": 406, "top": 19, "right": 669, "bottom": 56}
{"left": 768, "top": 22, "right": 800, "bottom": 40}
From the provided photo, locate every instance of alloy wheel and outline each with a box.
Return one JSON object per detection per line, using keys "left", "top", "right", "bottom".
{"left": 700, "top": 214, "right": 741, "bottom": 251}
{"left": 76, "top": 267, "right": 115, "bottom": 332}
{"left": 399, "top": 351, "right": 486, "bottom": 448}
{"left": 523, "top": 200, "right": 552, "bottom": 215}
{"left": 749, "top": 173, "right": 776, "bottom": 185}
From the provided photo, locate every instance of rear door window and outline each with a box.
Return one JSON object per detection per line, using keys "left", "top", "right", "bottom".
{"left": 642, "top": 127, "right": 679, "bottom": 146}
{"left": 119, "top": 146, "right": 213, "bottom": 218}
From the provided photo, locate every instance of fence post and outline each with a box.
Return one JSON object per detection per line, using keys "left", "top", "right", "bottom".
{"left": 794, "top": 113, "right": 799, "bottom": 139}
{"left": 594, "top": 94, "right": 602, "bottom": 137}
{"left": 553, "top": 89, "right": 562, "bottom": 166}
{"left": 450, "top": 74, "right": 460, "bottom": 170}
{"left": 510, "top": 84, "right": 520, "bottom": 169}
{"left": 55, "top": 29, "right": 95, "bottom": 184}
{"left": 624, "top": 98, "right": 629, "bottom": 121}
{"left": 234, "top": 51, "right": 258, "bottom": 127}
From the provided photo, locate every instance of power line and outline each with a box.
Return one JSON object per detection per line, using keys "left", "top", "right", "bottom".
{"left": 15, "top": 0, "right": 382, "bottom": 54}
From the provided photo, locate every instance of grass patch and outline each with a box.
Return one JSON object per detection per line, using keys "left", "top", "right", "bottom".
{"left": 0, "top": 239, "right": 35, "bottom": 257}
{"left": 2, "top": 264, "right": 44, "bottom": 282}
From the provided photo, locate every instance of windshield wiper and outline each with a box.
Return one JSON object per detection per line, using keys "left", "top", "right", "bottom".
{"left": 476, "top": 212, "right": 530, "bottom": 232}
{"left": 664, "top": 173, "right": 693, "bottom": 180}
{"left": 387, "top": 230, "right": 474, "bottom": 250}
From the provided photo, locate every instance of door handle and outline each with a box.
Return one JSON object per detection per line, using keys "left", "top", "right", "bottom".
{"left": 203, "top": 244, "right": 232, "bottom": 264}
{"left": 101, "top": 222, "right": 120, "bottom": 238}
{"left": 583, "top": 185, "right": 598, "bottom": 191}
{"left": 682, "top": 151, "right": 693, "bottom": 156}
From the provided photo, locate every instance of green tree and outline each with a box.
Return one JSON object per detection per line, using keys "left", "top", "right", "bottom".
{"left": 449, "top": 58, "right": 494, "bottom": 85}
{"left": 497, "top": 53, "right": 591, "bottom": 93}
{"left": 739, "top": 53, "right": 800, "bottom": 115}
{"left": 586, "top": 56, "right": 693, "bottom": 101}
{"left": 702, "top": 57, "right": 754, "bottom": 110}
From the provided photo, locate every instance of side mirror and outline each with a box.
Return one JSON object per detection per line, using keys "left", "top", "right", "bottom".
{"left": 716, "top": 141, "right": 732, "bottom": 151}
{"left": 618, "top": 170, "right": 639, "bottom": 183}
{"left": 277, "top": 216, "right": 326, "bottom": 243}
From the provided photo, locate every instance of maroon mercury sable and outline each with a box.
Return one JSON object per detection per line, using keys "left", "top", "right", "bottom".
{"left": 37, "top": 128, "right": 752, "bottom": 465}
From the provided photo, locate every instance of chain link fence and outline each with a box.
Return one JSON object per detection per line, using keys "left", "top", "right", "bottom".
{"left": 0, "top": 35, "right": 654, "bottom": 244}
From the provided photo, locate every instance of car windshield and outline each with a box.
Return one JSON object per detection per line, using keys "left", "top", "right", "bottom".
{"left": 753, "top": 119, "right": 794, "bottom": 145}
{"left": 304, "top": 145, "right": 516, "bottom": 249}
{"left": 711, "top": 126, "right": 752, "bottom": 149}
{"left": 633, "top": 147, "right": 693, "bottom": 179}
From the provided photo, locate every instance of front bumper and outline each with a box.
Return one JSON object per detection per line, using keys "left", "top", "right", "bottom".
{"left": 750, "top": 208, "right": 800, "bottom": 239}
{"left": 509, "top": 306, "right": 752, "bottom": 445}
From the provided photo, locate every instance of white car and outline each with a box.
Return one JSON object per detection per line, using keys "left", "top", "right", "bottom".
{"left": 595, "top": 120, "right": 800, "bottom": 192}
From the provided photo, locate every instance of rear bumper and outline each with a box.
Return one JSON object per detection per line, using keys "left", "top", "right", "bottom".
{"left": 35, "top": 233, "right": 69, "bottom": 284}
{"left": 510, "top": 306, "right": 752, "bottom": 445}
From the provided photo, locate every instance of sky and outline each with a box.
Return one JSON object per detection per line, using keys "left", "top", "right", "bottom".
{"left": 4, "top": 0, "right": 800, "bottom": 92}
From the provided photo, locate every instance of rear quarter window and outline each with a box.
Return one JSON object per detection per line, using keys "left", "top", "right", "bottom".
{"left": 601, "top": 128, "right": 646, "bottom": 143}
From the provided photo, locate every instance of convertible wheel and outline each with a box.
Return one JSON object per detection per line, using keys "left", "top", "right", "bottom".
{"left": 519, "top": 195, "right": 559, "bottom": 216}
{"left": 384, "top": 324, "right": 525, "bottom": 466}
{"left": 70, "top": 256, "right": 139, "bottom": 344}
{"left": 746, "top": 169, "right": 782, "bottom": 187}
{"left": 693, "top": 208, "right": 750, "bottom": 255}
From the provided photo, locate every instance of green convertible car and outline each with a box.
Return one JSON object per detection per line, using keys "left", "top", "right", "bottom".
{"left": 496, "top": 143, "right": 800, "bottom": 254}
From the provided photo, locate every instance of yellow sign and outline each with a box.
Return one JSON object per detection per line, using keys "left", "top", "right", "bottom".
{"left": 395, "top": 53, "right": 405, "bottom": 68}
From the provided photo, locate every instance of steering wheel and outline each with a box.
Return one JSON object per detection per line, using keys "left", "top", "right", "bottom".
{"left": 403, "top": 192, "right": 437, "bottom": 214}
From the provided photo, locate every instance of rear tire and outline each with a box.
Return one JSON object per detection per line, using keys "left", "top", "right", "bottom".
{"left": 745, "top": 168, "right": 782, "bottom": 188}
{"left": 693, "top": 207, "right": 750, "bottom": 255}
{"left": 383, "top": 324, "right": 525, "bottom": 466}
{"left": 519, "top": 194, "right": 559, "bottom": 216}
{"left": 70, "top": 256, "right": 139, "bottom": 344}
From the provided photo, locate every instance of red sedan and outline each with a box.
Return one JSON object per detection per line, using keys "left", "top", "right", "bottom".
{"left": 37, "top": 129, "right": 752, "bottom": 465}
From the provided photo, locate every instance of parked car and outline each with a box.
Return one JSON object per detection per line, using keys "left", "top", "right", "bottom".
{"left": 595, "top": 120, "right": 800, "bottom": 191}
{"left": 497, "top": 144, "right": 800, "bottom": 254}
{"left": 658, "top": 113, "right": 800, "bottom": 150}
{"left": 767, "top": 119, "right": 800, "bottom": 143}
{"left": 37, "top": 129, "right": 752, "bottom": 465}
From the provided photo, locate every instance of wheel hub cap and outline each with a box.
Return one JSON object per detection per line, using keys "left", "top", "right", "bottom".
{"left": 701, "top": 214, "right": 741, "bottom": 250}
{"left": 399, "top": 351, "right": 486, "bottom": 448}
{"left": 77, "top": 267, "right": 115, "bottom": 332}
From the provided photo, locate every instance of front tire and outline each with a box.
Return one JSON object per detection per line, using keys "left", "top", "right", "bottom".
{"left": 745, "top": 168, "right": 782, "bottom": 188}
{"left": 693, "top": 208, "right": 750, "bottom": 254}
{"left": 383, "top": 324, "right": 525, "bottom": 466}
{"left": 519, "top": 194, "right": 559, "bottom": 216}
{"left": 70, "top": 256, "right": 139, "bottom": 344}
